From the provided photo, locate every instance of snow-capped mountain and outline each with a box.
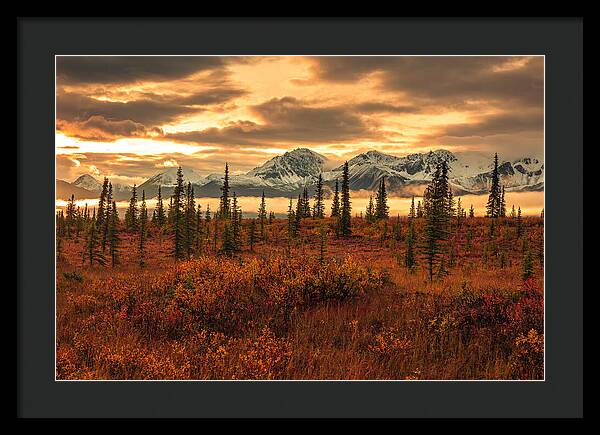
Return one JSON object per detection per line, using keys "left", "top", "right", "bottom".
{"left": 321, "top": 150, "right": 543, "bottom": 195}
{"left": 73, "top": 174, "right": 103, "bottom": 191}
{"left": 58, "top": 148, "right": 543, "bottom": 201}
{"left": 246, "top": 148, "right": 327, "bottom": 185}
{"left": 57, "top": 174, "right": 133, "bottom": 200}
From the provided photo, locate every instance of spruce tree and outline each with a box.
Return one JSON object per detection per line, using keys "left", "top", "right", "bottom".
{"left": 287, "top": 198, "right": 297, "bottom": 239}
{"left": 374, "top": 176, "right": 389, "bottom": 220}
{"left": 422, "top": 162, "right": 450, "bottom": 281}
{"left": 184, "top": 182, "right": 197, "bottom": 258}
{"left": 330, "top": 179, "right": 340, "bottom": 217}
{"left": 522, "top": 246, "right": 534, "bottom": 281}
{"left": 409, "top": 196, "right": 416, "bottom": 219}
{"left": 138, "top": 190, "right": 148, "bottom": 267}
{"left": 154, "top": 185, "right": 167, "bottom": 228}
{"left": 511, "top": 204, "right": 517, "bottom": 219}
{"left": 301, "top": 187, "right": 311, "bottom": 218}
{"left": 258, "top": 191, "right": 267, "bottom": 238}
{"left": 96, "top": 177, "right": 109, "bottom": 235}
{"left": 108, "top": 200, "right": 119, "bottom": 267}
{"left": 220, "top": 222, "right": 235, "bottom": 257}
{"left": 469, "top": 204, "right": 475, "bottom": 218}
{"left": 295, "top": 193, "right": 303, "bottom": 229}
{"left": 365, "top": 196, "right": 375, "bottom": 223}
{"left": 231, "top": 193, "right": 242, "bottom": 251}
{"left": 313, "top": 174, "right": 325, "bottom": 218}
{"left": 171, "top": 167, "right": 186, "bottom": 259}
{"left": 219, "top": 163, "right": 231, "bottom": 219}
{"left": 338, "top": 162, "right": 352, "bottom": 237}
{"left": 65, "top": 194, "right": 76, "bottom": 238}
{"left": 516, "top": 206, "right": 523, "bottom": 238}
{"left": 486, "top": 153, "right": 501, "bottom": 218}
{"left": 101, "top": 182, "right": 113, "bottom": 252}
{"left": 124, "top": 184, "right": 138, "bottom": 232}
{"left": 86, "top": 215, "right": 106, "bottom": 268}
{"left": 417, "top": 200, "right": 424, "bottom": 218}
{"left": 500, "top": 185, "right": 506, "bottom": 217}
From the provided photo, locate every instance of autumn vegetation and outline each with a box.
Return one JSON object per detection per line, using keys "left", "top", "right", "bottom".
{"left": 56, "top": 155, "right": 544, "bottom": 380}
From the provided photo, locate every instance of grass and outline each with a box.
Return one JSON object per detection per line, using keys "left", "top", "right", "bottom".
{"left": 56, "top": 216, "right": 544, "bottom": 380}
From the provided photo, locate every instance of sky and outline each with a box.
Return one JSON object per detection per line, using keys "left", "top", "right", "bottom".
{"left": 56, "top": 56, "right": 544, "bottom": 186}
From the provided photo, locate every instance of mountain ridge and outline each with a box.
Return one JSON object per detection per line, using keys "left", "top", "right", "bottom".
{"left": 56, "top": 148, "right": 544, "bottom": 200}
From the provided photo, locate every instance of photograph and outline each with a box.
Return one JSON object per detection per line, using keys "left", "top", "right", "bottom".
{"left": 54, "top": 55, "right": 545, "bottom": 381}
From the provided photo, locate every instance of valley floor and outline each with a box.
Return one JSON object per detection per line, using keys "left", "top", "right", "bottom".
{"left": 56, "top": 216, "right": 544, "bottom": 380}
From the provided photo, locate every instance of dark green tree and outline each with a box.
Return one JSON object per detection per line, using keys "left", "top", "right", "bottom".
{"left": 374, "top": 176, "right": 389, "bottom": 220}
{"left": 409, "top": 196, "right": 416, "bottom": 219}
{"left": 248, "top": 218, "right": 258, "bottom": 252}
{"left": 220, "top": 222, "right": 236, "bottom": 257}
{"left": 338, "top": 162, "right": 352, "bottom": 237}
{"left": 171, "top": 167, "right": 186, "bottom": 259}
{"left": 486, "top": 153, "right": 502, "bottom": 218}
{"left": 365, "top": 196, "right": 375, "bottom": 223}
{"left": 124, "top": 184, "right": 139, "bottom": 232}
{"left": 86, "top": 215, "right": 106, "bottom": 268}
{"left": 405, "top": 218, "right": 416, "bottom": 271}
{"left": 258, "top": 191, "right": 267, "bottom": 238}
{"left": 154, "top": 185, "right": 167, "bottom": 228}
{"left": 184, "top": 182, "right": 197, "bottom": 258}
{"left": 313, "top": 174, "right": 325, "bottom": 218}
{"left": 138, "top": 190, "right": 148, "bottom": 267}
{"left": 516, "top": 206, "right": 523, "bottom": 238}
{"left": 108, "top": 200, "right": 120, "bottom": 267}
{"left": 469, "top": 204, "right": 475, "bottom": 218}
{"left": 219, "top": 163, "right": 231, "bottom": 219}
{"left": 330, "top": 179, "right": 340, "bottom": 217}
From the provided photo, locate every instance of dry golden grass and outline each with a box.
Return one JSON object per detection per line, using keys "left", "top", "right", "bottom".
{"left": 56, "top": 216, "right": 544, "bottom": 380}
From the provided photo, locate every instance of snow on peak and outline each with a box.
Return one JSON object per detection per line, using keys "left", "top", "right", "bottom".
{"left": 144, "top": 166, "right": 206, "bottom": 187}
{"left": 73, "top": 174, "right": 102, "bottom": 191}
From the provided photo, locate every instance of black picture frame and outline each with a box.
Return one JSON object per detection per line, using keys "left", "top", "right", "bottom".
{"left": 17, "top": 17, "right": 583, "bottom": 418}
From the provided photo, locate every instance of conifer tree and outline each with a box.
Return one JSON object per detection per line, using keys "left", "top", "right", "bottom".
{"left": 516, "top": 206, "right": 523, "bottom": 238}
{"left": 184, "top": 182, "right": 197, "bottom": 258}
{"left": 204, "top": 205, "right": 212, "bottom": 247}
{"left": 500, "top": 185, "right": 507, "bottom": 217}
{"left": 96, "top": 177, "right": 109, "bottom": 235}
{"left": 154, "top": 185, "right": 167, "bottom": 228}
{"left": 374, "top": 176, "right": 389, "bottom": 220}
{"left": 301, "top": 187, "right": 311, "bottom": 218}
{"left": 416, "top": 200, "right": 424, "bottom": 218}
{"left": 219, "top": 163, "right": 231, "bottom": 219}
{"left": 231, "top": 193, "right": 242, "bottom": 251}
{"left": 393, "top": 214, "right": 402, "bottom": 241}
{"left": 522, "top": 245, "right": 534, "bottom": 281}
{"left": 108, "top": 200, "right": 119, "bottom": 267}
{"left": 287, "top": 198, "right": 297, "bottom": 239}
{"left": 65, "top": 194, "right": 76, "bottom": 238}
{"left": 295, "top": 193, "right": 303, "bottom": 229}
{"left": 330, "top": 179, "right": 340, "bottom": 217}
{"left": 313, "top": 174, "right": 325, "bottom": 218}
{"left": 220, "top": 222, "right": 235, "bottom": 257}
{"left": 540, "top": 208, "right": 544, "bottom": 219}
{"left": 86, "top": 215, "right": 106, "bottom": 268}
{"left": 510, "top": 204, "right": 517, "bottom": 219}
{"left": 268, "top": 211, "right": 275, "bottom": 224}
{"left": 409, "top": 196, "right": 416, "bottom": 219}
{"left": 469, "top": 204, "right": 475, "bottom": 218}
{"left": 365, "top": 196, "right": 375, "bottom": 223}
{"left": 338, "top": 162, "right": 352, "bottom": 237}
{"left": 422, "top": 162, "right": 450, "bottom": 281}
{"left": 258, "top": 191, "right": 267, "bottom": 238}
{"left": 447, "top": 188, "right": 455, "bottom": 221}
{"left": 456, "top": 197, "right": 463, "bottom": 228}
{"left": 486, "top": 153, "right": 501, "bottom": 218}
{"left": 138, "top": 190, "right": 148, "bottom": 267}
{"left": 101, "top": 182, "right": 113, "bottom": 252}
{"left": 171, "top": 167, "right": 186, "bottom": 259}
{"left": 124, "top": 184, "right": 138, "bottom": 232}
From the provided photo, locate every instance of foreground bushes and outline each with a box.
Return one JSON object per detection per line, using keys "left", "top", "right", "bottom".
{"left": 56, "top": 255, "right": 543, "bottom": 380}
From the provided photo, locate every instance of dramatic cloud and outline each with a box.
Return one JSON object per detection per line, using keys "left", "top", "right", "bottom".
{"left": 55, "top": 56, "right": 544, "bottom": 182}
{"left": 57, "top": 56, "right": 226, "bottom": 85}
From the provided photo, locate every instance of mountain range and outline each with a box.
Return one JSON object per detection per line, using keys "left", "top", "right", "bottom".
{"left": 56, "top": 148, "right": 544, "bottom": 200}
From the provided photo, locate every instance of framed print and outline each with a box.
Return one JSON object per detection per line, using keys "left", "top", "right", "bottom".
{"left": 18, "top": 17, "right": 583, "bottom": 418}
